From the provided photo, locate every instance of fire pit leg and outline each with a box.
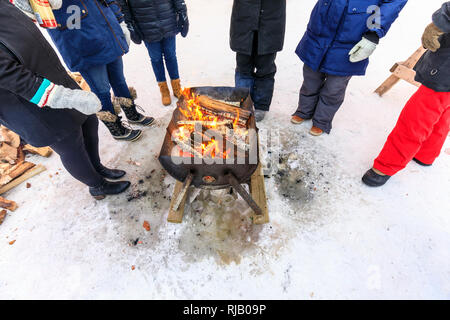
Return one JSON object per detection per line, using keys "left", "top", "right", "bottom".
{"left": 227, "top": 173, "right": 263, "bottom": 216}
{"left": 168, "top": 173, "right": 193, "bottom": 223}
{"left": 249, "top": 164, "right": 269, "bottom": 224}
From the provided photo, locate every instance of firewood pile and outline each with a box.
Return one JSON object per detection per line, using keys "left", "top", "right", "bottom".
{"left": 0, "top": 126, "right": 51, "bottom": 226}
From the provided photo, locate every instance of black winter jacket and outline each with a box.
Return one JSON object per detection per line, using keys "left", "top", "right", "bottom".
{"left": 230, "top": 0, "right": 286, "bottom": 55}
{"left": 0, "top": 0, "right": 86, "bottom": 147}
{"left": 415, "top": 2, "right": 450, "bottom": 92}
{"left": 118, "top": 0, "right": 187, "bottom": 43}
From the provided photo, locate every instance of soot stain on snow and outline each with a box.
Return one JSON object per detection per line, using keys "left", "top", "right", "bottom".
{"left": 176, "top": 188, "right": 283, "bottom": 267}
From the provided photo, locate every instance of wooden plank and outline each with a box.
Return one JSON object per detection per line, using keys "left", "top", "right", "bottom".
{"left": 375, "top": 74, "right": 400, "bottom": 97}
{"left": 167, "top": 180, "right": 189, "bottom": 223}
{"left": 23, "top": 145, "right": 53, "bottom": 157}
{"left": 0, "top": 162, "right": 35, "bottom": 186}
{"left": 392, "top": 64, "right": 422, "bottom": 87}
{"left": 375, "top": 46, "right": 426, "bottom": 97}
{"left": 0, "top": 165, "right": 46, "bottom": 195}
{"left": 250, "top": 164, "right": 269, "bottom": 225}
{"left": 0, "top": 196, "right": 18, "bottom": 211}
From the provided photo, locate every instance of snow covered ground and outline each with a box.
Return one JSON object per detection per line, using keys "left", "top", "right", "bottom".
{"left": 0, "top": 0, "right": 449, "bottom": 300}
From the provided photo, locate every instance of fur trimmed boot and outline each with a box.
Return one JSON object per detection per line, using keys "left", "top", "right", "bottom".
{"left": 158, "top": 82, "right": 172, "bottom": 106}
{"left": 171, "top": 79, "right": 182, "bottom": 98}
{"left": 113, "top": 87, "right": 155, "bottom": 127}
{"left": 97, "top": 111, "right": 142, "bottom": 142}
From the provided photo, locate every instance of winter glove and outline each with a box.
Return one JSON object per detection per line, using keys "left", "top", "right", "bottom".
{"left": 33, "top": 81, "right": 102, "bottom": 115}
{"left": 120, "top": 22, "right": 131, "bottom": 47}
{"left": 178, "top": 10, "right": 189, "bottom": 38}
{"left": 422, "top": 22, "right": 444, "bottom": 52}
{"left": 349, "top": 37, "right": 378, "bottom": 63}
{"left": 128, "top": 23, "right": 143, "bottom": 45}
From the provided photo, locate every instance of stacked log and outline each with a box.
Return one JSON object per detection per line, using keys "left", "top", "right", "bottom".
{"left": 0, "top": 126, "right": 51, "bottom": 225}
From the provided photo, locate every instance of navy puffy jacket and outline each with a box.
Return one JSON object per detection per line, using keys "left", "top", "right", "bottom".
{"left": 118, "top": 0, "right": 187, "bottom": 43}
{"left": 47, "top": 0, "right": 129, "bottom": 72}
{"left": 297, "top": 0, "right": 407, "bottom": 76}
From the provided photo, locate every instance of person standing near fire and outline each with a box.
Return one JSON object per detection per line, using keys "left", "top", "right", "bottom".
{"left": 362, "top": 2, "right": 450, "bottom": 187}
{"left": 0, "top": 0, "right": 131, "bottom": 199}
{"left": 13, "top": 0, "right": 155, "bottom": 142}
{"left": 118, "top": 0, "right": 189, "bottom": 107}
{"left": 291, "top": 0, "right": 408, "bottom": 136}
{"left": 230, "top": 0, "right": 287, "bottom": 122}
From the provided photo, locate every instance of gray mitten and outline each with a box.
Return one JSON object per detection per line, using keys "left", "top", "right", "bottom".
{"left": 46, "top": 85, "right": 102, "bottom": 115}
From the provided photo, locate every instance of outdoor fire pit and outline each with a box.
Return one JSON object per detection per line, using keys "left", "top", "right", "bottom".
{"left": 159, "top": 87, "right": 268, "bottom": 224}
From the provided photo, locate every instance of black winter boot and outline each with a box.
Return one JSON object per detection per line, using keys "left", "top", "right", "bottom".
{"left": 113, "top": 87, "right": 155, "bottom": 126}
{"left": 97, "top": 166, "right": 126, "bottom": 180}
{"left": 89, "top": 180, "right": 131, "bottom": 200}
{"left": 97, "top": 111, "right": 142, "bottom": 142}
{"left": 362, "top": 168, "right": 391, "bottom": 187}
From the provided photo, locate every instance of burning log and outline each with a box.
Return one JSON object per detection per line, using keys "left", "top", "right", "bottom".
{"left": 196, "top": 95, "right": 251, "bottom": 127}
{"left": 177, "top": 120, "right": 233, "bottom": 127}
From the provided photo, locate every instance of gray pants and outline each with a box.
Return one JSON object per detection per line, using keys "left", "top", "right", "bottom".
{"left": 292, "top": 64, "right": 352, "bottom": 133}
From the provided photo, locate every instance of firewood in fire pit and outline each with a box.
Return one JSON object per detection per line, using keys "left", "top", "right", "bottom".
{"left": 196, "top": 95, "right": 251, "bottom": 127}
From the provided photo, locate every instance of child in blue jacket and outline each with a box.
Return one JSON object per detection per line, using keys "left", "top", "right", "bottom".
{"left": 291, "top": 0, "right": 407, "bottom": 136}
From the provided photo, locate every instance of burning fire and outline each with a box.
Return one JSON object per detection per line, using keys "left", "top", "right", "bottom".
{"left": 173, "top": 88, "right": 247, "bottom": 159}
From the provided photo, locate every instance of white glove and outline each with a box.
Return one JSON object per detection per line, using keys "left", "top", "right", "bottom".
{"left": 349, "top": 38, "right": 378, "bottom": 63}
{"left": 46, "top": 85, "right": 102, "bottom": 115}
{"left": 120, "top": 22, "right": 131, "bottom": 47}
{"left": 48, "top": 0, "right": 63, "bottom": 10}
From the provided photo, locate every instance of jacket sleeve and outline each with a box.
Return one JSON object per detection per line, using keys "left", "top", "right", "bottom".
{"left": 0, "top": 50, "right": 52, "bottom": 107}
{"left": 105, "top": 0, "right": 125, "bottom": 23}
{"left": 116, "top": 0, "right": 133, "bottom": 25}
{"left": 172, "top": 0, "right": 187, "bottom": 14}
{"left": 433, "top": 1, "right": 450, "bottom": 33}
{"left": 373, "top": 0, "right": 408, "bottom": 38}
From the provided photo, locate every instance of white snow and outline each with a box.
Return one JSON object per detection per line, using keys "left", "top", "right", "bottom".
{"left": 0, "top": 0, "right": 449, "bottom": 299}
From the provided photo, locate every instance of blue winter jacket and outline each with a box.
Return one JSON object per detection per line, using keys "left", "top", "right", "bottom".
{"left": 296, "top": 0, "right": 407, "bottom": 76}
{"left": 47, "top": 0, "right": 129, "bottom": 72}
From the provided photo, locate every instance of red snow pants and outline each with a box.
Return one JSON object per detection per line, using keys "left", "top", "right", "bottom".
{"left": 374, "top": 85, "right": 450, "bottom": 176}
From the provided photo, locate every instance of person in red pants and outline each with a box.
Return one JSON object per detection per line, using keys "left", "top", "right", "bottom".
{"left": 363, "top": 2, "right": 450, "bottom": 187}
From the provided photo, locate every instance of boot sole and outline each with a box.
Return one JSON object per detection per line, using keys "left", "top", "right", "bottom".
{"left": 291, "top": 119, "right": 305, "bottom": 125}
{"left": 113, "top": 130, "right": 143, "bottom": 142}
{"left": 128, "top": 118, "right": 155, "bottom": 127}
{"left": 309, "top": 130, "right": 323, "bottom": 136}
{"left": 93, "top": 195, "right": 106, "bottom": 200}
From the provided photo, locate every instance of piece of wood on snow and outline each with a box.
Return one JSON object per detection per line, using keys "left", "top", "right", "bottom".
{"left": 0, "top": 164, "right": 46, "bottom": 195}
{"left": 0, "top": 196, "right": 18, "bottom": 211}
{"left": 0, "top": 126, "right": 20, "bottom": 148}
{"left": 167, "top": 179, "right": 191, "bottom": 223}
{"left": 0, "top": 142, "right": 19, "bottom": 164}
{"left": 0, "top": 209, "right": 6, "bottom": 225}
{"left": 375, "top": 46, "right": 426, "bottom": 97}
{"left": 23, "top": 145, "right": 53, "bottom": 157}
{"left": 0, "top": 162, "right": 35, "bottom": 186}
{"left": 250, "top": 163, "right": 269, "bottom": 225}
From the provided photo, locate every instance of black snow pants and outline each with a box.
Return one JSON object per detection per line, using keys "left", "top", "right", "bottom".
{"left": 292, "top": 64, "right": 352, "bottom": 133}
{"left": 50, "top": 115, "right": 104, "bottom": 188}
{"left": 235, "top": 32, "right": 277, "bottom": 111}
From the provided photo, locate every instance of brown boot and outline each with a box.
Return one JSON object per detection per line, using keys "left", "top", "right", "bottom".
{"left": 309, "top": 126, "right": 324, "bottom": 136}
{"left": 158, "top": 82, "right": 172, "bottom": 106}
{"left": 291, "top": 115, "right": 305, "bottom": 124}
{"left": 170, "top": 79, "right": 182, "bottom": 98}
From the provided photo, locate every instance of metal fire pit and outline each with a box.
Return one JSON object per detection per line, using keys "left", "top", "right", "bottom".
{"left": 159, "top": 86, "right": 260, "bottom": 190}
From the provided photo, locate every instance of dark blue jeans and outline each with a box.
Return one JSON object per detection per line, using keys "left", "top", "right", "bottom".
{"left": 80, "top": 57, "right": 131, "bottom": 114}
{"left": 145, "top": 36, "right": 180, "bottom": 83}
